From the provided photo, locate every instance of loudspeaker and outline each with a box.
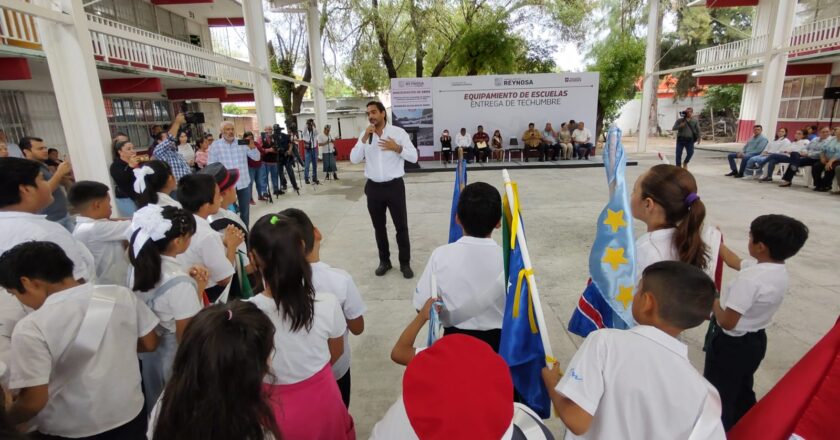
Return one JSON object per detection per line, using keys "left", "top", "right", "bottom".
{"left": 823, "top": 87, "right": 840, "bottom": 100}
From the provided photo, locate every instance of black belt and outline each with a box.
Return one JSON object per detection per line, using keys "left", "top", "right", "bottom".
{"left": 367, "top": 177, "right": 403, "bottom": 186}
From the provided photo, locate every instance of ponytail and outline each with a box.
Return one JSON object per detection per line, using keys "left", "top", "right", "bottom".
{"left": 129, "top": 206, "right": 196, "bottom": 291}
{"left": 249, "top": 214, "right": 315, "bottom": 332}
{"left": 134, "top": 160, "right": 173, "bottom": 209}
{"left": 639, "top": 164, "right": 709, "bottom": 269}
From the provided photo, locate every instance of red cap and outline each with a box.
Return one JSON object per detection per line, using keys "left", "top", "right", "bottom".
{"left": 403, "top": 334, "right": 513, "bottom": 439}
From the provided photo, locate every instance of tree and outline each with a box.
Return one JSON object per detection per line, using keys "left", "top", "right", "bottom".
{"left": 453, "top": 12, "right": 521, "bottom": 75}
{"left": 703, "top": 84, "right": 743, "bottom": 119}
{"left": 587, "top": 34, "right": 645, "bottom": 137}
{"left": 222, "top": 104, "right": 244, "bottom": 115}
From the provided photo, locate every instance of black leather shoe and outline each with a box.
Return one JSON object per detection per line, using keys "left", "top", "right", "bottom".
{"left": 400, "top": 264, "right": 414, "bottom": 279}
{"left": 725, "top": 171, "right": 737, "bottom": 176}
{"left": 375, "top": 261, "right": 392, "bottom": 276}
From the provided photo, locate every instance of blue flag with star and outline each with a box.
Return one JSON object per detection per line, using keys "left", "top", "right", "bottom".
{"left": 448, "top": 158, "right": 467, "bottom": 243}
{"left": 499, "top": 185, "right": 551, "bottom": 419}
{"left": 568, "top": 125, "right": 636, "bottom": 337}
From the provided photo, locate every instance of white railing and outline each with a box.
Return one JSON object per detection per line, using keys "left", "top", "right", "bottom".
{"left": 0, "top": 6, "right": 253, "bottom": 89}
{"left": 696, "top": 15, "right": 840, "bottom": 73}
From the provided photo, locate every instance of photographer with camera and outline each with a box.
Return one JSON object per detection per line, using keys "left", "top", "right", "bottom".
{"left": 272, "top": 124, "right": 301, "bottom": 195}
{"left": 209, "top": 120, "right": 260, "bottom": 226}
{"left": 151, "top": 113, "right": 192, "bottom": 181}
{"left": 672, "top": 107, "right": 700, "bottom": 169}
{"left": 302, "top": 119, "right": 320, "bottom": 185}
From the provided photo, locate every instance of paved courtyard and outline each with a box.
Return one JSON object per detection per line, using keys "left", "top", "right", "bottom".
{"left": 249, "top": 149, "right": 840, "bottom": 438}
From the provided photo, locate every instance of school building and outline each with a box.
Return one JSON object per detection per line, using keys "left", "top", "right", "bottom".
{"left": 0, "top": 0, "right": 326, "bottom": 187}
{"left": 692, "top": 0, "right": 840, "bottom": 141}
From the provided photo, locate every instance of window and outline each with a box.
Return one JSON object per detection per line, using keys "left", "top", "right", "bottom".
{"left": 778, "top": 75, "right": 828, "bottom": 120}
{"left": 0, "top": 90, "right": 32, "bottom": 143}
{"left": 105, "top": 98, "right": 174, "bottom": 152}
{"left": 135, "top": 2, "right": 157, "bottom": 33}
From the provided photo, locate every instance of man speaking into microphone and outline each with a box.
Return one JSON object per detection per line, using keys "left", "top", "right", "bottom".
{"left": 350, "top": 101, "right": 418, "bottom": 278}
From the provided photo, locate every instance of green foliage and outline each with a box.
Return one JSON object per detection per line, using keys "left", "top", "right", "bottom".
{"left": 587, "top": 34, "right": 645, "bottom": 132}
{"left": 453, "top": 13, "right": 521, "bottom": 75}
{"left": 703, "top": 85, "right": 743, "bottom": 117}
{"left": 325, "top": 76, "right": 355, "bottom": 98}
{"left": 222, "top": 104, "right": 244, "bottom": 115}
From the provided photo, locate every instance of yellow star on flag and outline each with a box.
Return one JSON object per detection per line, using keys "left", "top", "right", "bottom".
{"left": 615, "top": 285, "right": 634, "bottom": 309}
{"left": 603, "top": 209, "right": 627, "bottom": 233}
{"left": 602, "top": 247, "right": 629, "bottom": 271}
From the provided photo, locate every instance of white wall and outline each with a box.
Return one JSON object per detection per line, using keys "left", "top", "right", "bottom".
{"left": 615, "top": 96, "right": 707, "bottom": 135}
{"left": 198, "top": 101, "right": 223, "bottom": 136}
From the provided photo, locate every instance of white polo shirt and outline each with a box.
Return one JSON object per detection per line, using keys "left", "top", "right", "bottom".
{"left": 132, "top": 256, "right": 202, "bottom": 334}
{"left": 350, "top": 123, "right": 418, "bottom": 182}
{"left": 555, "top": 325, "right": 723, "bottom": 440}
{"left": 73, "top": 216, "right": 131, "bottom": 287}
{"left": 176, "top": 214, "right": 234, "bottom": 288}
{"left": 9, "top": 283, "right": 158, "bottom": 437}
{"left": 311, "top": 261, "right": 367, "bottom": 379}
{"left": 248, "top": 291, "right": 346, "bottom": 384}
{"left": 413, "top": 236, "right": 505, "bottom": 331}
{"left": 719, "top": 260, "right": 788, "bottom": 337}
{"left": 572, "top": 128, "right": 592, "bottom": 143}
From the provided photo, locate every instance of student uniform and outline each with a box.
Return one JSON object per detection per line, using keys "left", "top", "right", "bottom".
{"left": 154, "top": 193, "right": 181, "bottom": 209}
{"left": 704, "top": 259, "right": 788, "bottom": 430}
{"left": 208, "top": 207, "right": 251, "bottom": 300}
{"left": 176, "top": 214, "right": 234, "bottom": 302}
{"left": 73, "top": 216, "right": 131, "bottom": 286}
{"left": 8, "top": 283, "right": 158, "bottom": 439}
{"left": 635, "top": 226, "right": 722, "bottom": 285}
{"left": 130, "top": 256, "right": 202, "bottom": 412}
{"left": 555, "top": 325, "right": 725, "bottom": 440}
{"left": 413, "top": 236, "right": 506, "bottom": 351}
{"left": 311, "top": 261, "right": 367, "bottom": 406}
{"left": 248, "top": 292, "right": 355, "bottom": 440}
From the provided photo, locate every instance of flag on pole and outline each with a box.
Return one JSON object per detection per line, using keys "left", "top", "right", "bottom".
{"left": 448, "top": 157, "right": 468, "bottom": 243}
{"left": 499, "top": 172, "right": 554, "bottom": 419}
{"left": 568, "top": 125, "right": 637, "bottom": 337}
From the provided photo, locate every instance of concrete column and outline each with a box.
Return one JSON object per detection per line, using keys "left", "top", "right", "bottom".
{"left": 757, "top": 0, "right": 796, "bottom": 133}
{"left": 34, "top": 0, "right": 112, "bottom": 186}
{"left": 242, "top": 0, "right": 276, "bottom": 128}
{"left": 307, "top": 0, "right": 328, "bottom": 132}
{"left": 637, "top": 0, "right": 660, "bottom": 153}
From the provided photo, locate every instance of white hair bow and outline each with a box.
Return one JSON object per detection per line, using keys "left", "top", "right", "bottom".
{"left": 130, "top": 205, "right": 172, "bottom": 257}
{"left": 133, "top": 166, "right": 155, "bottom": 194}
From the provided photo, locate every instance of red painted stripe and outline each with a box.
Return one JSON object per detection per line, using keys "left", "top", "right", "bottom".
{"left": 0, "top": 58, "right": 31, "bottom": 80}
{"left": 697, "top": 74, "right": 748, "bottom": 86}
{"left": 706, "top": 0, "right": 758, "bottom": 7}
{"left": 785, "top": 63, "right": 833, "bottom": 76}
{"left": 208, "top": 17, "right": 245, "bottom": 27}
{"left": 220, "top": 93, "right": 255, "bottom": 102}
{"left": 100, "top": 78, "right": 163, "bottom": 94}
{"left": 577, "top": 295, "right": 606, "bottom": 329}
{"left": 167, "top": 87, "right": 227, "bottom": 100}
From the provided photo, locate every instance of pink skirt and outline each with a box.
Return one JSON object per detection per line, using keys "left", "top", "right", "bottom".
{"left": 263, "top": 364, "right": 356, "bottom": 440}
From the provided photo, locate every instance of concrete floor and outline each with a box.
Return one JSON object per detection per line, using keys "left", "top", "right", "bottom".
{"left": 249, "top": 149, "right": 840, "bottom": 438}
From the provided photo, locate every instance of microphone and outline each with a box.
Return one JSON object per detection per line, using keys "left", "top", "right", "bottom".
{"left": 367, "top": 124, "right": 374, "bottom": 144}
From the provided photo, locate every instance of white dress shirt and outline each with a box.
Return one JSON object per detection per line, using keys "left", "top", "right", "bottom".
{"left": 720, "top": 260, "right": 788, "bottom": 337}
{"left": 248, "top": 292, "right": 346, "bottom": 384}
{"left": 9, "top": 283, "right": 158, "bottom": 437}
{"left": 556, "top": 325, "right": 724, "bottom": 440}
{"left": 350, "top": 123, "right": 418, "bottom": 182}
{"left": 73, "top": 216, "right": 131, "bottom": 287}
{"left": 176, "top": 215, "right": 234, "bottom": 288}
{"left": 455, "top": 133, "right": 472, "bottom": 148}
{"left": 572, "top": 128, "right": 592, "bottom": 143}
{"left": 763, "top": 138, "right": 791, "bottom": 155}
{"left": 413, "top": 236, "right": 505, "bottom": 331}
{"left": 311, "top": 261, "right": 367, "bottom": 379}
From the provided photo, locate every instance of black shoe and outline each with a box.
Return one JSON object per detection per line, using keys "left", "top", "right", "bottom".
{"left": 725, "top": 171, "right": 737, "bottom": 176}
{"left": 313, "top": 179, "right": 320, "bottom": 185}
{"left": 375, "top": 261, "right": 392, "bottom": 276}
{"left": 305, "top": 178, "right": 311, "bottom": 184}
{"left": 400, "top": 264, "right": 414, "bottom": 279}
{"left": 333, "top": 173, "right": 339, "bottom": 180}
{"left": 814, "top": 186, "right": 829, "bottom": 192}
{"left": 734, "top": 174, "right": 744, "bottom": 178}
{"left": 325, "top": 174, "right": 330, "bottom": 181}
{"left": 294, "top": 187, "right": 300, "bottom": 195}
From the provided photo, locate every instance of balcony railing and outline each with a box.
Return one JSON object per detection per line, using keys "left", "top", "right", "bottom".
{"left": 695, "top": 15, "right": 840, "bottom": 73}
{"left": 0, "top": 6, "right": 253, "bottom": 89}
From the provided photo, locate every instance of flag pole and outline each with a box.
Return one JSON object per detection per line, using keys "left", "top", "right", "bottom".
{"left": 502, "top": 169, "right": 555, "bottom": 365}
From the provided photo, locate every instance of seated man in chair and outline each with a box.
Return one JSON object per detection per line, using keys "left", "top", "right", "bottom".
{"left": 472, "top": 125, "right": 491, "bottom": 163}
{"left": 522, "top": 123, "right": 545, "bottom": 162}
{"left": 572, "top": 121, "right": 595, "bottom": 160}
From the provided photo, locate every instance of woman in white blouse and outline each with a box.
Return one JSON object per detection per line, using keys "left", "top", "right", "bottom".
{"left": 760, "top": 129, "right": 810, "bottom": 182}
{"left": 176, "top": 132, "right": 195, "bottom": 168}
{"left": 745, "top": 127, "right": 789, "bottom": 178}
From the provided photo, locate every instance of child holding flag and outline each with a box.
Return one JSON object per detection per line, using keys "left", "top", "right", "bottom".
{"left": 414, "top": 182, "right": 506, "bottom": 352}
{"left": 543, "top": 261, "right": 725, "bottom": 439}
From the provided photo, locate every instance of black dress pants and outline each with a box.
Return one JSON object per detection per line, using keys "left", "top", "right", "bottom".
{"left": 703, "top": 322, "right": 767, "bottom": 431}
{"left": 365, "top": 178, "right": 410, "bottom": 265}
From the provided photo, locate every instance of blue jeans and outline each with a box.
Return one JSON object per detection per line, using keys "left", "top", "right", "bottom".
{"left": 763, "top": 153, "right": 792, "bottom": 177}
{"left": 745, "top": 155, "right": 771, "bottom": 175}
{"left": 728, "top": 152, "right": 759, "bottom": 175}
{"left": 675, "top": 138, "right": 694, "bottom": 166}
{"left": 236, "top": 187, "right": 251, "bottom": 226}
{"left": 304, "top": 148, "right": 318, "bottom": 181}
{"left": 248, "top": 166, "right": 267, "bottom": 198}
{"left": 264, "top": 163, "right": 279, "bottom": 193}
{"left": 115, "top": 197, "right": 137, "bottom": 218}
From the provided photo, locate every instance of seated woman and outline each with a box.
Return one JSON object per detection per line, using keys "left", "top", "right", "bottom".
{"left": 440, "top": 130, "right": 453, "bottom": 164}
{"left": 745, "top": 127, "right": 789, "bottom": 178}
{"left": 761, "top": 129, "right": 809, "bottom": 182}
{"left": 779, "top": 126, "right": 831, "bottom": 187}
{"left": 557, "top": 123, "right": 573, "bottom": 160}
{"left": 491, "top": 130, "right": 504, "bottom": 161}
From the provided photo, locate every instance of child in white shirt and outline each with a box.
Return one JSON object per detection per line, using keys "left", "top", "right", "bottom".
{"left": 247, "top": 213, "right": 354, "bottom": 440}
{"left": 542, "top": 261, "right": 725, "bottom": 440}
{"left": 706, "top": 214, "right": 809, "bottom": 430}
{"left": 0, "top": 241, "right": 158, "bottom": 439}
{"left": 69, "top": 181, "right": 131, "bottom": 286}
{"left": 413, "top": 182, "right": 506, "bottom": 352}
{"left": 280, "top": 207, "right": 367, "bottom": 407}
{"left": 176, "top": 173, "right": 243, "bottom": 302}
{"left": 128, "top": 205, "right": 208, "bottom": 413}
{"left": 133, "top": 160, "right": 181, "bottom": 209}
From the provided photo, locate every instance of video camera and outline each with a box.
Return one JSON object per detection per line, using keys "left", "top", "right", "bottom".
{"left": 679, "top": 111, "right": 687, "bottom": 118}
{"left": 179, "top": 102, "right": 205, "bottom": 125}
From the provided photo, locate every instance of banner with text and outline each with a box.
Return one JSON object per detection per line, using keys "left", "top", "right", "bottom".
{"left": 391, "top": 73, "right": 599, "bottom": 158}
